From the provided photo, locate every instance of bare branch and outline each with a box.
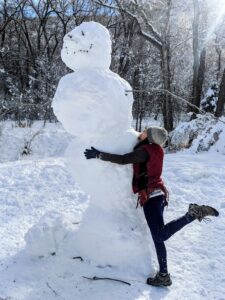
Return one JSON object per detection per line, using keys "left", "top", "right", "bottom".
{"left": 94, "top": 0, "right": 162, "bottom": 50}
{"left": 126, "top": 88, "right": 225, "bottom": 125}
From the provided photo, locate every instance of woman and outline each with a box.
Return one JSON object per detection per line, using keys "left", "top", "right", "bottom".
{"left": 84, "top": 126, "right": 219, "bottom": 287}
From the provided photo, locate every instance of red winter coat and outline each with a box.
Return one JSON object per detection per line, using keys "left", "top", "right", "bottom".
{"left": 132, "top": 144, "right": 168, "bottom": 206}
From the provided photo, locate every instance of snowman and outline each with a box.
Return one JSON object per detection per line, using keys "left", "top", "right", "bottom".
{"left": 52, "top": 21, "right": 153, "bottom": 274}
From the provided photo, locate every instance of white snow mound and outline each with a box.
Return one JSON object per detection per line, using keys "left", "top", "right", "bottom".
{"left": 24, "top": 211, "right": 74, "bottom": 257}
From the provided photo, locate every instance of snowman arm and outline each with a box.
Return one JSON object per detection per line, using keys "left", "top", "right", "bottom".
{"left": 99, "top": 148, "right": 149, "bottom": 165}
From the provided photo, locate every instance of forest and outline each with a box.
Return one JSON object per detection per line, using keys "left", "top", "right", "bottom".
{"left": 0, "top": 0, "right": 225, "bottom": 131}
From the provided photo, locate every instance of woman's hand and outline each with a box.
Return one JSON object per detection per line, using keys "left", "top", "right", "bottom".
{"left": 84, "top": 147, "right": 101, "bottom": 159}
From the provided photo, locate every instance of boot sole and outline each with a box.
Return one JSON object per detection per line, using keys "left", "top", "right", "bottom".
{"left": 146, "top": 279, "right": 172, "bottom": 287}
{"left": 147, "top": 281, "right": 172, "bottom": 287}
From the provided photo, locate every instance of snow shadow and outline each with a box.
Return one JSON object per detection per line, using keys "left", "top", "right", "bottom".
{"left": 0, "top": 249, "right": 171, "bottom": 300}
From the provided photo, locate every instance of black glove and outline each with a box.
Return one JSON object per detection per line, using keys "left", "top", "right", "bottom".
{"left": 84, "top": 147, "right": 101, "bottom": 159}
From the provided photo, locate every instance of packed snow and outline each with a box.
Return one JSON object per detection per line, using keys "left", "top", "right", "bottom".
{"left": 52, "top": 21, "right": 152, "bottom": 271}
{"left": 0, "top": 125, "right": 224, "bottom": 299}
{"left": 61, "top": 21, "right": 111, "bottom": 71}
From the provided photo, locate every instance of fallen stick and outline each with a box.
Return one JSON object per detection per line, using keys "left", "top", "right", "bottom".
{"left": 82, "top": 276, "right": 131, "bottom": 286}
{"left": 46, "top": 282, "right": 58, "bottom": 296}
{"left": 72, "top": 256, "right": 84, "bottom": 261}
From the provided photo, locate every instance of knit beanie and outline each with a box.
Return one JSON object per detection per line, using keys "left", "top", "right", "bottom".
{"left": 147, "top": 126, "right": 168, "bottom": 146}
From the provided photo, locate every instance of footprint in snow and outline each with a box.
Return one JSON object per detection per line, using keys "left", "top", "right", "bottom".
{"left": 220, "top": 202, "right": 225, "bottom": 209}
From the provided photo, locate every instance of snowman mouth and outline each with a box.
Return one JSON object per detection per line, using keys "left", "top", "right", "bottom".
{"left": 65, "top": 43, "right": 93, "bottom": 55}
{"left": 77, "top": 43, "right": 93, "bottom": 53}
{"left": 77, "top": 49, "right": 89, "bottom": 53}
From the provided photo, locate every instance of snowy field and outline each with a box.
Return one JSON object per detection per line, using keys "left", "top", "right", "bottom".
{"left": 0, "top": 122, "right": 224, "bottom": 300}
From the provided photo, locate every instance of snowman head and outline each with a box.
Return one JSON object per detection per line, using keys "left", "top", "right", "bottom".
{"left": 61, "top": 21, "right": 112, "bottom": 71}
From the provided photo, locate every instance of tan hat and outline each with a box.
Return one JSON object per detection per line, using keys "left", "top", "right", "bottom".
{"left": 147, "top": 126, "right": 168, "bottom": 146}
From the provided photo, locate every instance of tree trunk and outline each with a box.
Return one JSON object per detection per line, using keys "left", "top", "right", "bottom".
{"left": 215, "top": 68, "right": 225, "bottom": 117}
{"left": 161, "top": 43, "right": 173, "bottom": 132}
{"left": 215, "top": 34, "right": 222, "bottom": 81}
{"left": 161, "top": 0, "right": 173, "bottom": 132}
{"left": 133, "top": 68, "right": 141, "bottom": 131}
{"left": 192, "top": 0, "right": 200, "bottom": 111}
{"left": 196, "top": 48, "right": 206, "bottom": 108}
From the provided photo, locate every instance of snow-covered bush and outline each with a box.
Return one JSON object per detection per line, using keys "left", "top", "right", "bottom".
{"left": 200, "top": 83, "right": 219, "bottom": 113}
{"left": 0, "top": 121, "right": 72, "bottom": 162}
{"left": 21, "top": 127, "right": 43, "bottom": 156}
{"left": 169, "top": 114, "right": 225, "bottom": 154}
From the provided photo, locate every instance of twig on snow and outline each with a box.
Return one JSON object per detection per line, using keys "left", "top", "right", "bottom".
{"left": 82, "top": 275, "right": 131, "bottom": 286}
{"left": 72, "top": 256, "right": 84, "bottom": 261}
{"left": 46, "top": 282, "right": 58, "bottom": 296}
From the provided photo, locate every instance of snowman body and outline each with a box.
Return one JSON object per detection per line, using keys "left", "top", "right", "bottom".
{"left": 52, "top": 22, "right": 153, "bottom": 273}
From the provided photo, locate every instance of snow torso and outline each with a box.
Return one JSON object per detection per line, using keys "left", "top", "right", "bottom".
{"left": 53, "top": 69, "right": 133, "bottom": 138}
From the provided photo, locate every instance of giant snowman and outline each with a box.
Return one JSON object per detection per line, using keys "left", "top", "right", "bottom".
{"left": 52, "top": 22, "right": 153, "bottom": 274}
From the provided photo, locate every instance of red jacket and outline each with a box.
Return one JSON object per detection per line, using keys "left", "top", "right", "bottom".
{"left": 132, "top": 144, "right": 168, "bottom": 206}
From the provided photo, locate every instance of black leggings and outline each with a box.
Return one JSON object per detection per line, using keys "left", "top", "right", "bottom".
{"left": 143, "top": 195, "right": 194, "bottom": 273}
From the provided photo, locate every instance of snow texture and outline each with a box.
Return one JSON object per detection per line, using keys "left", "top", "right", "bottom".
{"left": 0, "top": 121, "right": 71, "bottom": 162}
{"left": 170, "top": 114, "right": 225, "bottom": 154}
{"left": 0, "top": 144, "right": 224, "bottom": 300}
{"left": 51, "top": 21, "right": 153, "bottom": 272}
{"left": 24, "top": 211, "right": 75, "bottom": 258}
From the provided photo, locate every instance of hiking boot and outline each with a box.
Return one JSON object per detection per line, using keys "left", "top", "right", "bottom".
{"left": 146, "top": 272, "right": 172, "bottom": 287}
{"left": 188, "top": 203, "right": 219, "bottom": 222}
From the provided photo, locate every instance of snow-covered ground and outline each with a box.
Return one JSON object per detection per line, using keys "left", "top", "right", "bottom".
{"left": 0, "top": 121, "right": 72, "bottom": 162}
{"left": 0, "top": 122, "right": 224, "bottom": 300}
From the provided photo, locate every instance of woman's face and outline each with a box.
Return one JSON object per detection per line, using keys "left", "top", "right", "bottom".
{"left": 138, "top": 129, "right": 148, "bottom": 141}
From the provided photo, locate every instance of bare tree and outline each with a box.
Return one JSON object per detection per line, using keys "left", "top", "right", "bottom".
{"left": 1, "top": 0, "right": 225, "bottom": 125}
{"left": 94, "top": 0, "right": 174, "bottom": 131}
{"left": 0, "top": 0, "right": 98, "bottom": 123}
{"left": 215, "top": 68, "right": 225, "bottom": 117}
{"left": 191, "top": 0, "right": 206, "bottom": 113}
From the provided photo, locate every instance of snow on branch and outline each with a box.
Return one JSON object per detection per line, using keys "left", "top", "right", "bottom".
{"left": 93, "top": 0, "right": 118, "bottom": 10}
{"left": 94, "top": 0, "right": 162, "bottom": 50}
{"left": 130, "top": 1, "right": 162, "bottom": 43}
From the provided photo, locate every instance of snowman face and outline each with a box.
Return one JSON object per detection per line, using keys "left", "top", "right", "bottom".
{"left": 61, "top": 21, "right": 112, "bottom": 71}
